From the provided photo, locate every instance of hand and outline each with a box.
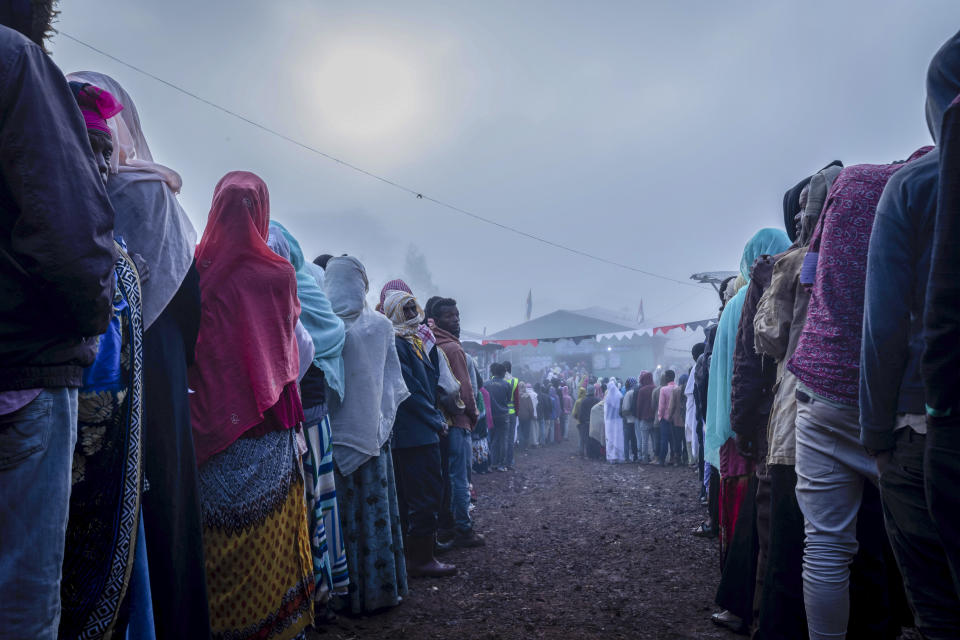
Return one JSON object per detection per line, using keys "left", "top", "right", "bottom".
{"left": 874, "top": 449, "right": 893, "bottom": 476}
{"left": 129, "top": 251, "right": 150, "bottom": 283}
{"left": 734, "top": 433, "right": 755, "bottom": 459}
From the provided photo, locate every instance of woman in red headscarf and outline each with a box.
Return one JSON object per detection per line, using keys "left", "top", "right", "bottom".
{"left": 189, "top": 172, "right": 314, "bottom": 640}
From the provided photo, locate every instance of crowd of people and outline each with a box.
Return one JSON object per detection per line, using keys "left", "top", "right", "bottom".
{"left": 5, "top": 4, "right": 960, "bottom": 640}
{"left": 668, "top": 30, "right": 960, "bottom": 640}
{"left": 3, "top": 5, "right": 506, "bottom": 639}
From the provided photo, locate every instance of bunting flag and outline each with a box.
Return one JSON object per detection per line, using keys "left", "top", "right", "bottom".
{"left": 594, "top": 318, "right": 716, "bottom": 342}
{"left": 481, "top": 318, "right": 716, "bottom": 347}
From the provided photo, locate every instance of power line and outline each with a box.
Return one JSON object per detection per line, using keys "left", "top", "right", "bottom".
{"left": 60, "top": 31, "right": 708, "bottom": 289}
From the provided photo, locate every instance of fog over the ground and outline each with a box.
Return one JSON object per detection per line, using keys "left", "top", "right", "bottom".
{"left": 51, "top": 2, "right": 960, "bottom": 335}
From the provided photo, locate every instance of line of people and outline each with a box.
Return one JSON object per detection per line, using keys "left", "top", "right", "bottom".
{"left": 686, "top": 30, "right": 960, "bottom": 640}
{"left": 0, "top": 7, "right": 494, "bottom": 639}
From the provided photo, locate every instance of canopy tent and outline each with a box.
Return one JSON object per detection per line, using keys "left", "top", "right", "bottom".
{"left": 483, "top": 308, "right": 639, "bottom": 347}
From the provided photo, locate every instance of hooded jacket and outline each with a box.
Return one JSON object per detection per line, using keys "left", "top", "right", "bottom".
{"left": 729, "top": 253, "right": 782, "bottom": 457}
{"left": 924, "top": 38, "right": 960, "bottom": 417}
{"left": 861, "top": 31, "right": 960, "bottom": 449}
{"left": 635, "top": 371, "right": 655, "bottom": 422}
{"left": 755, "top": 165, "right": 841, "bottom": 465}
{"left": 0, "top": 22, "right": 116, "bottom": 390}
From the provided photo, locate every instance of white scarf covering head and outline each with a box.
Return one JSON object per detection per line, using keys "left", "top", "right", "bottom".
{"left": 382, "top": 289, "right": 424, "bottom": 341}
{"left": 324, "top": 256, "right": 410, "bottom": 475}
{"left": 66, "top": 71, "right": 196, "bottom": 331}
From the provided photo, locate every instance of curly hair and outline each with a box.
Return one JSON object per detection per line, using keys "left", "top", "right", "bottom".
{"left": 31, "top": 0, "right": 59, "bottom": 49}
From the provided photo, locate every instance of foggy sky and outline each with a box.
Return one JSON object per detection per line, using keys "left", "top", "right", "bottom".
{"left": 50, "top": 2, "right": 960, "bottom": 336}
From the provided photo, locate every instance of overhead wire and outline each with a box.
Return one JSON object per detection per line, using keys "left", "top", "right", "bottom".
{"left": 59, "top": 31, "right": 709, "bottom": 290}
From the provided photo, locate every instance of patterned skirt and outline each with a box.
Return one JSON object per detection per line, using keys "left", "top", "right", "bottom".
{"left": 60, "top": 247, "right": 143, "bottom": 640}
{"left": 333, "top": 444, "right": 408, "bottom": 614}
{"left": 198, "top": 429, "right": 314, "bottom": 640}
{"left": 303, "top": 413, "right": 349, "bottom": 603}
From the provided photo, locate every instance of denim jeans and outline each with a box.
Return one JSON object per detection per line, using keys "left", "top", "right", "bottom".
{"left": 637, "top": 419, "right": 652, "bottom": 461}
{"left": 448, "top": 427, "right": 473, "bottom": 534}
{"left": 0, "top": 388, "right": 78, "bottom": 640}
{"left": 881, "top": 428, "right": 960, "bottom": 639}
{"left": 795, "top": 394, "right": 878, "bottom": 640}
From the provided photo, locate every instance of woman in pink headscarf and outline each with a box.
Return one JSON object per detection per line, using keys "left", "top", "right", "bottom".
{"left": 189, "top": 172, "right": 314, "bottom": 640}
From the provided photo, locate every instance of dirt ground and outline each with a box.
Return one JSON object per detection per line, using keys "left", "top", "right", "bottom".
{"left": 309, "top": 436, "right": 738, "bottom": 640}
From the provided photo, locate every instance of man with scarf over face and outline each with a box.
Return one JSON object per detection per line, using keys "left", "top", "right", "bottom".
{"left": 0, "top": 2, "right": 116, "bottom": 637}
{"left": 382, "top": 290, "right": 457, "bottom": 578}
{"left": 865, "top": 31, "right": 960, "bottom": 639}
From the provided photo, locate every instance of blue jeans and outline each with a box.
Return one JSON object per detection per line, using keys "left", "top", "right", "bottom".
{"left": 448, "top": 427, "right": 473, "bottom": 534}
{"left": 658, "top": 419, "right": 672, "bottom": 463}
{"left": 0, "top": 388, "right": 78, "bottom": 640}
{"left": 637, "top": 419, "right": 653, "bottom": 461}
{"left": 795, "top": 394, "right": 878, "bottom": 640}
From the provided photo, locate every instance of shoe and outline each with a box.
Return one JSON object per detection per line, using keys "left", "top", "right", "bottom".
{"left": 693, "top": 522, "right": 718, "bottom": 538}
{"left": 437, "top": 528, "right": 455, "bottom": 545}
{"left": 453, "top": 529, "right": 486, "bottom": 548}
{"left": 435, "top": 535, "right": 455, "bottom": 554}
{"left": 406, "top": 535, "right": 457, "bottom": 578}
{"left": 710, "top": 610, "right": 746, "bottom": 634}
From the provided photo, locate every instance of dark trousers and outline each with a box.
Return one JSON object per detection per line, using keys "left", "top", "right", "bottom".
{"left": 848, "top": 480, "right": 910, "bottom": 640}
{"left": 393, "top": 443, "right": 443, "bottom": 538}
{"left": 489, "top": 415, "right": 508, "bottom": 468}
{"left": 577, "top": 422, "right": 589, "bottom": 457}
{"left": 671, "top": 425, "right": 686, "bottom": 464}
{"left": 505, "top": 415, "right": 517, "bottom": 468}
{"left": 882, "top": 428, "right": 960, "bottom": 639}
{"left": 756, "top": 465, "right": 807, "bottom": 640}
{"left": 753, "top": 468, "right": 771, "bottom": 629}
{"left": 926, "top": 416, "right": 960, "bottom": 595}
{"left": 716, "top": 475, "right": 759, "bottom": 623}
{"left": 651, "top": 421, "right": 661, "bottom": 460}
{"left": 438, "top": 432, "right": 454, "bottom": 532}
{"left": 708, "top": 465, "right": 721, "bottom": 538}
{"left": 623, "top": 421, "right": 638, "bottom": 461}
{"left": 657, "top": 419, "right": 672, "bottom": 463}
{"left": 518, "top": 418, "right": 533, "bottom": 450}
{"left": 697, "top": 420, "right": 706, "bottom": 488}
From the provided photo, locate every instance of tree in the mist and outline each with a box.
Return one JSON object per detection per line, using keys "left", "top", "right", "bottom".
{"left": 403, "top": 244, "right": 440, "bottom": 300}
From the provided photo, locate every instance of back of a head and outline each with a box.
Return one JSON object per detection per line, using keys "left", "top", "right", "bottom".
{"left": 692, "top": 343, "right": 705, "bottom": 361}
{"left": 491, "top": 362, "right": 506, "bottom": 378}
{"left": 926, "top": 29, "right": 960, "bottom": 142}
{"left": 664, "top": 369, "right": 676, "bottom": 383}
{"left": 314, "top": 254, "right": 333, "bottom": 269}
{"left": 427, "top": 297, "right": 456, "bottom": 320}
{"left": 503, "top": 361, "right": 512, "bottom": 373}
{"left": 0, "top": 1, "right": 57, "bottom": 48}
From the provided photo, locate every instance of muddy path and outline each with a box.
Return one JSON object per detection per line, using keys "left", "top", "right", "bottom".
{"left": 311, "top": 437, "right": 738, "bottom": 640}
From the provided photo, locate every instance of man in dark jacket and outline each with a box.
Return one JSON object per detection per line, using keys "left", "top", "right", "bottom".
{"left": 0, "top": 3, "right": 116, "bottom": 637}
{"left": 485, "top": 362, "right": 511, "bottom": 471}
{"left": 576, "top": 387, "right": 600, "bottom": 458}
{"left": 863, "top": 30, "right": 960, "bottom": 638}
{"left": 385, "top": 290, "right": 456, "bottom": 578}
{"left": 923, "top": 67, "right": 960, "bottom": 609}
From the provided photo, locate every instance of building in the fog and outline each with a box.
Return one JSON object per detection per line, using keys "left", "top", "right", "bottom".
{"left": 479, "top": 307, "right": 710, "bottom": 380}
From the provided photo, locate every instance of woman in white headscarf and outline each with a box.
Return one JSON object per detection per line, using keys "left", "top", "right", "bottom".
{"left": 324, "top": 256, "right": 410, "bottom": 614}
{"left": 604, "top": 379, "right": 626, "bottom": 463}
{"left": 65, "top": 71, "right": 209, "bottom": 639}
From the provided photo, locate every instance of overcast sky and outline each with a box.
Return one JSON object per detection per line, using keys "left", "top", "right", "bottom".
{"left": 50, "top": 2, "right": 960, "bottom": 335}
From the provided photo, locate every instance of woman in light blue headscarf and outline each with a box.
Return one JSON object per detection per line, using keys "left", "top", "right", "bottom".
{"left": 704, "top": 228, "right": 791, "bottom": 573}
{"left": 705, "top": 228, "right": 792, "bottom": 469}
{"left": 269, "top": 221, "right": 350, "bottom": 611}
